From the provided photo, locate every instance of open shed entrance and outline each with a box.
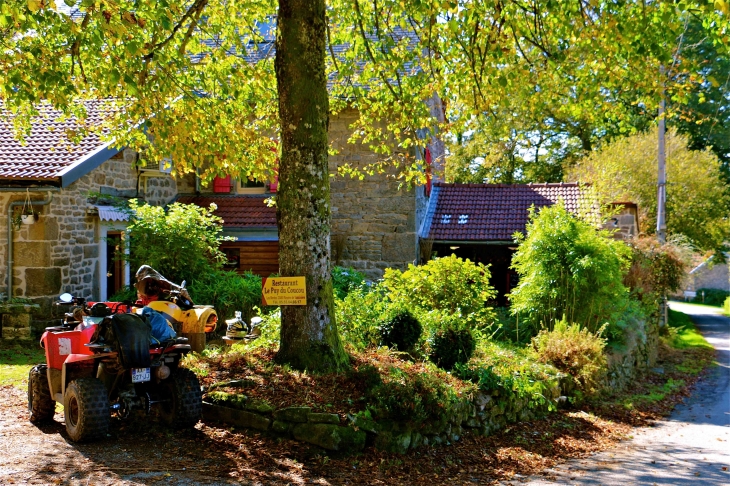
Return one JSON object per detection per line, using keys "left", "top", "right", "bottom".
{"left": 431, "top": 243, "right": 518, "bottom": 307}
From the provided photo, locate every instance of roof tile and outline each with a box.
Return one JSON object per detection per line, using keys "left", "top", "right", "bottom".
{"left": 424, "top": 182, "right": 596, "bottom": 241}
{"left": 176, "top": 194, "right": 276, "bottom": 228}
{"left": 0, "top": 100, "right": 119, "bottom": 181}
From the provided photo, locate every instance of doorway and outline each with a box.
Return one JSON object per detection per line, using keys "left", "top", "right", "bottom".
{"left": 106, "top": 231, "right": 125, "bottom": 299}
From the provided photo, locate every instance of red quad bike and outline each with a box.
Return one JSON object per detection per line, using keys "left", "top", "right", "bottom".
{"left": 28, "top": 293, "right": 202, "bottom": 442}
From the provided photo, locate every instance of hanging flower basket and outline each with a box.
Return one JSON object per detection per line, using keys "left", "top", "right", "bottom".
{"left": 21, "top": 213, "right": 38, "bottom": 225}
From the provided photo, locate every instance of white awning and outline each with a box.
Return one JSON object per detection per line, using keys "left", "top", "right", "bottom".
{"left": 94, "top": 205, "right": 129, "bottom": 222}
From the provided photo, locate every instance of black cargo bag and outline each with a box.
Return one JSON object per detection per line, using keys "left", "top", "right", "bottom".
{"left": 92, "top": 313, "right": 152, "bottom": 369}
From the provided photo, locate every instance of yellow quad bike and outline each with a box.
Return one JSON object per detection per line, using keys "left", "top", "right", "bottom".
{"left": 135, "top": 265, "right": 217, "bottom": 352}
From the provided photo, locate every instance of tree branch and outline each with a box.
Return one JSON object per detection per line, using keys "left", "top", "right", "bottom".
{"left": 353, "top": 0, "right": 400, "bottom": 100}
{"left": 69, "top": 13, "right": 91, "bottom": 83}
{"left": 144, "top": 0, "right": 209, "bottom": 61}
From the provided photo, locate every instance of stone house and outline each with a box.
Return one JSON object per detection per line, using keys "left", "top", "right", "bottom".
{"left": 683, "top": 255, "right": 730, "bottom": 295}
{"left": 175, "top": 106, "right": 435, "bottom": 280}
{"left": 0, "top": 101, "right": 178, "bottom": 333}
{"left": 1, "top": 102, "right": 439, "bottom": 335}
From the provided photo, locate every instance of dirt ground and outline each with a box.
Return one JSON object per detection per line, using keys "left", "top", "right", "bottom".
{"left": 0, "top": 320, "right": 714, "bottom": 486}
{"left": 0, "top": 380, "right": 639, "bottom": 486}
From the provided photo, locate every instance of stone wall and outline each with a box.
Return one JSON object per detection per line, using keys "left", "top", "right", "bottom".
{"left": 203, "top": 376, "right": 562, "bottom": 454}
{"left": 0, "top": 149, "right": 176, "bottom": 321}
{"left": 328, "top": 108, "right": 419, "bottom": 279}
{"left": 604, "top": 315, "right": 659, "bottom": 390}
{"left": 685, "top": 260, "right": 730, "bottom": 293}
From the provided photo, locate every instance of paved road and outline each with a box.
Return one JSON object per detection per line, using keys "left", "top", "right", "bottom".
{"left": 507, "top": 302, "right": 730, "bottom": 486}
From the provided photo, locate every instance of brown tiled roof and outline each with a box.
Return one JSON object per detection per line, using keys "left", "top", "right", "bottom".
{"left": 0, "top": 100, "right": 120, "bottom": 182}
{"left": 421, "top": 182, "right": 595, "bottom": 242}
{"left": 176, "top": 195, "right": 276, "bottom": 228}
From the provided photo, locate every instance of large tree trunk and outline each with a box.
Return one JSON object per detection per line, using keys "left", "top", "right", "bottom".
{"left": 274, "top": 0, "right": 348, "bottom": 371}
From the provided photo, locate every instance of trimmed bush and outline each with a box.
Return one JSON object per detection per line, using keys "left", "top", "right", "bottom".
{"left": 692, "top": 288, "right": 730, "bottom": 307}
{"left": 531, "top": 318, "right": 607, "bottom": 396}
{"left": 382, "top": 254, "right": 497, "bottom": 332}
{"left": 378, "top": 310, "right": 422, "bottom": 352}
{"left": 724, "top": 297, "right": 730, "bottom": 317}
{"left": 430, "top": 328, "right": 476, "bottom": 370}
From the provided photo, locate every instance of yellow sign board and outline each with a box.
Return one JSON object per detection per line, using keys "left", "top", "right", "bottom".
{"left": 262, "top": 276, "right": 307, "bottom": 306}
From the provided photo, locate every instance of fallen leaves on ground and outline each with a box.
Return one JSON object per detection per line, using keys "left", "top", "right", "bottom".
{"left": 0, "top": 339, "right": 714, "bottom": 485}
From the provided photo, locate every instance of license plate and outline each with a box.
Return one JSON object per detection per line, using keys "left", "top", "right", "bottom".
{"left": 131, "top": 368, "right": 151, "bottom": 383}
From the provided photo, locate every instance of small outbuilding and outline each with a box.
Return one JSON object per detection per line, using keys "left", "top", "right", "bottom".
{"left": 418, "top": 182, "right": 635, "bottom": 306}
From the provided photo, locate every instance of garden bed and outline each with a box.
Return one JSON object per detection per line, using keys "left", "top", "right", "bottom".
{"left": 189, "top": 346, "right": 565, "bottom": 453}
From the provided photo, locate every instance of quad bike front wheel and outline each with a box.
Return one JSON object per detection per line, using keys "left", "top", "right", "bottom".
{"left": 159, "top": 367, "right": 202, "bottom": 428}
{"left": 28, "top": 364, "right": 55, "bottom": 424}
{"left": 64, "top": 378, "right": 110, "bottom": 442}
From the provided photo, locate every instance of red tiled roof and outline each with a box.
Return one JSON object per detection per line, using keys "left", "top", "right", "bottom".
{"left": 176, "top": 195, "right": 277, "bottom": 228}
{"left": 422, "top": 182, "right": 595, "bottom": 241}
{"left": 0, "top": 100, "right": 119, "bottom": 181}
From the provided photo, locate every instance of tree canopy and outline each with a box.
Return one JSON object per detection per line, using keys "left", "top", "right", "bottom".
{"left": 567, "top": 126, "right": 730, "bottom": 253}
{"left": 2, "top": 0, "right": 729, "bottom": 369}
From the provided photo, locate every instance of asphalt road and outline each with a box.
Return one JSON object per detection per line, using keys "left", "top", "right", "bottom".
{"left": 506, "top": 302, "right": 730, "bottom": 486}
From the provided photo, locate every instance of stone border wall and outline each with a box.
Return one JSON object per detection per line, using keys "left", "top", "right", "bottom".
{"left": 202, "top": 376, "right": 562, "bottom": 454}
{"left": 605, "top": 316, "right": 659, "bottom": 390}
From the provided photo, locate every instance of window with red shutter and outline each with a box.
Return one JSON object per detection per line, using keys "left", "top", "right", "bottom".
{"left": 213, "top": 175, "right": 232, "bottom": 193}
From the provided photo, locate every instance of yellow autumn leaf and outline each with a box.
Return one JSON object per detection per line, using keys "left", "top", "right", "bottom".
{"left": 27, "top": 0, "right": 42, "bottom": 13}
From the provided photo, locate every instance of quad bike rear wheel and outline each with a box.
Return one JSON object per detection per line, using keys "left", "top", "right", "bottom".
{"left": 64, "top": 377, "right": 110, "bottom": 442}
{"left": 28, "top": 364, "right": 55, "bottom": 424}
{"left": 159, "top": 367, "right": 202, "bottom": 428}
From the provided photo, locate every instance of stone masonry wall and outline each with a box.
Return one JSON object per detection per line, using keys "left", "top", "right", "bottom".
{"left": 687, "top": 262, "right": 730, "bottom": 292}
{"left": 328, "top": 108, "right": 418, "bottom": 279}
{"left": 0, "top": 149, "right": 176, "bottom": 320}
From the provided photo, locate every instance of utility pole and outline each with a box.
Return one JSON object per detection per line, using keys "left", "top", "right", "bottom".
{"left": 657, "top": 68, "right": 668, "bottom": 327}
{"left": 657, "top": 71, "right": 667, "bottom": 244}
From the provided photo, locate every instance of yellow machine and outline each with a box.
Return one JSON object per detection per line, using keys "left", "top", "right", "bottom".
{"left": 134, "top": 265, "right": 218, "bottom": 352}
{"left": 144, "top": 301, "right": 217, "bottom": 335}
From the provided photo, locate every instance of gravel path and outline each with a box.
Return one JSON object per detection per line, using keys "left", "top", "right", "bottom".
{"left": 505, "top": 302, "right": 730, "bottom": 486}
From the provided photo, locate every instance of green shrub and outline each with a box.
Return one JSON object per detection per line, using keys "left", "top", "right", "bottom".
{"left": 332, "top": 266, "right": 367, "bottom": 299}
{"left": 531, "top": 318, "right": 607, "bottom": 396}
{"left": 188, "top": 270, "right": 262, "bottom": 322}
{"left": 126, "top": 200, "right": 231, "bottom": 283}
{"left": 368, "top": 367, "right": 459, "bottom": 424}
{"left": 510, "top": 203, "right": 632, "bottom": 337}
{"left": 724, "top": 296, "right": 730, "bottom": 316}
{"left": 378, "top": 309, "right": 422, "bottom": 352}
{"left": 692, "top": 288, "right": 730, "bottom": 307}
{"left": 382, "top": 254, "right": 497, "bottom": 331}
{"left": 335, "top": 285, "right": 392, "bottom": 351}
{"left": 430, "top": 328, "right": 476, "bottom": 370}
{"left": 108, "top": 285, "right": 138, "bottom": 303}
